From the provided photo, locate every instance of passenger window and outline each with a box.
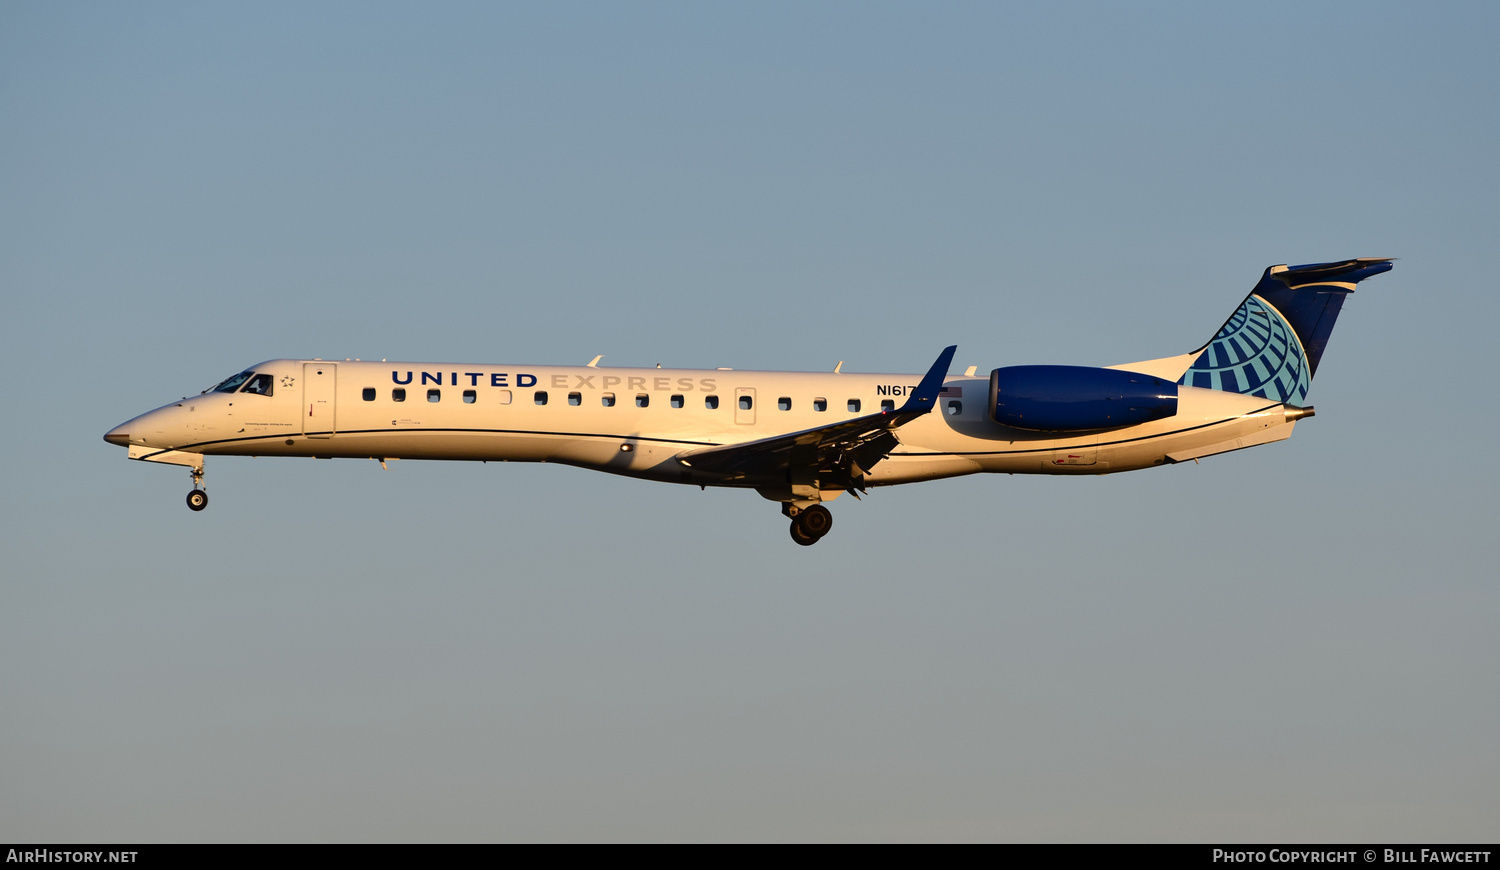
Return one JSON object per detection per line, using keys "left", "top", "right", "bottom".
{"left": 602, "top": 392, "right": 616, "bottom": 407}
{"left": 671, "top": 394, "right": 684, "bottom": 408}
{"left": 739, "top": 395, "right": 752, "bottom": 411}
{"left": 535, "top": 391, "right": 548, "bottom": 405}
{"left": 497, "top": 390, "right": 512, "bottom": 404}
{"left": 393, "top": 388, "right": 406, "bottom": 402}
{"left": 705, "top": 395, "right": 719, "bottom": 410}
{"left": 778, "top": 397, "right": 791, "bottom": 411}
{"left": 240, "top": 374, "right": 275, "bottom": 396}
{"left": 881, "top": 399, "right": 895, "bottom": 412}
{"left": 569, "top": 392, "right": 582, "bottom": 406}
{"left": 947, "top": 400, "right": 962, "bottom": 416}
{"left": 848, "top": 399, "right": 861, "bottom": 413}
{"left": 363, "top": 388, "right": 377, "bottom": 402}
{"left": 813, "top": 398, "right": 827, "bottom": 412}
{"left": 636, "top": 393, "right": 649, "bottom": 408}
{"left": 428, "top": 389, "right": 441, "bottom": 403}
{"left": 463, "top": 390, "right": 477, "bottom": 404}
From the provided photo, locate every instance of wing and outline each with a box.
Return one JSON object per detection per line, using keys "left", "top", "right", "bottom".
{"left": 674, "top": 346, "right": 957, "bottom": 487}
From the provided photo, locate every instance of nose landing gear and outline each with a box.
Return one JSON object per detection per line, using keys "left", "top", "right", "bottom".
{"left": 786, "top": 503, "right": 833, "bottom": 546}
{"left": 186, "top": 465, "right": 208, "bottom": 512}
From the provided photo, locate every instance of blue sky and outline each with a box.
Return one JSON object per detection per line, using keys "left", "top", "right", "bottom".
{"left": 3, "top": 1, "right": 1497, "bottom": 841}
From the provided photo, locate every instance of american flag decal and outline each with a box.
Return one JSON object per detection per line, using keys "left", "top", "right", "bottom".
{"left": 939, "top": 386, "right": 962, "bottom": 398}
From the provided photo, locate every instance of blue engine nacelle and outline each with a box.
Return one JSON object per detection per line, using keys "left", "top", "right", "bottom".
{"left": 989, "top": 365, "right": 1178, "bottom": 431}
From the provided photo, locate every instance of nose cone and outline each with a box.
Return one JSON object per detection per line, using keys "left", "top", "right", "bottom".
{"left": 106, "top": 403, "right": 192, "bottom": 449}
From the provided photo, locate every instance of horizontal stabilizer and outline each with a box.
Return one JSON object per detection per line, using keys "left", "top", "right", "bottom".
{"left": 1276, "top": 258, "right": 1395, "bottom": 287}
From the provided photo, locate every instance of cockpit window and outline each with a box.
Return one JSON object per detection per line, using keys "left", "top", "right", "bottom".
{"left": 211, "top": 371, "right": 254, "bottom": 393}
{"left": 239, "top": 374, "right": 274, "bottom": 396}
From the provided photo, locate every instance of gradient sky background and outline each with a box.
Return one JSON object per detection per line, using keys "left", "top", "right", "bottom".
{"left": 3, "top": 1, "right": 1497, "bottom": 842}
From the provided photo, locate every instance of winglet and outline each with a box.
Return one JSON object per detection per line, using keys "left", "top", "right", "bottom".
{"left": 897, "top": 345, "right": 958, "bottom": 414}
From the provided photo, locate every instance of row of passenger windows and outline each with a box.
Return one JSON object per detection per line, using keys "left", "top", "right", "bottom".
{"left": 360, "top": 387, "right": 963, "bottom": 414}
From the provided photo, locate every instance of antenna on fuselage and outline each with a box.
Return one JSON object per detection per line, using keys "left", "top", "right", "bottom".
{"left": 834, "top": 361, "right": 844, "bottom": 374}
{"left": 587, "top": 355, "right": 603, "bottom": 367}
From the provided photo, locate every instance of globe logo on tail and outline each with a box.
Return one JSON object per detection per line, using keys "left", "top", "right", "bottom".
{"left": 1179, "top": 294, "right": 1311, "bottom": 404}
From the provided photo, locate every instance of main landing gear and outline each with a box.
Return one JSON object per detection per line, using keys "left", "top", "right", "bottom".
{"left": 786, "top": 503, "right": 833, "bottom": 546}
{"left": 186, "top": 465, "right": 208, "bottom": 512}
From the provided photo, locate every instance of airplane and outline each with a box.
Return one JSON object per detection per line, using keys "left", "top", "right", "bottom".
{"left": 104, "top": 258, "right": 1391, "bottom": 545}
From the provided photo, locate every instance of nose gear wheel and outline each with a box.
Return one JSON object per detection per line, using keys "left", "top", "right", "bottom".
{"left": 186, "top": 465, "right": 207, "bottom": 511}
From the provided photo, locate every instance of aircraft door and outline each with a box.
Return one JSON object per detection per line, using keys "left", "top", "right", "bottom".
{"left": 735, "top": 387, "right": 756, "bottom": 425}
{"left": 1046, "top": 434, "right": 1097, "bottom": 468}
{"left": 302, "top": 363, "right": 337, "bottom": 438}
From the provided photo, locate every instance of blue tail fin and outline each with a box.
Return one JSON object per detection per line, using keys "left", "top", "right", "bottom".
{"left": 1179, "top": 258, "right": 1392, "bottom": 403}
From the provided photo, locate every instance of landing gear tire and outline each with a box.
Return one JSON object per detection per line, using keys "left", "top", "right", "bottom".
{"left": 187, "top": 490, "right": 208, "bottom": 511}
{"left": 789, "top": 504, "right": 833, "bottom": 545}
{"left": 799, "top": 505, "right": 833, "bottom": 537}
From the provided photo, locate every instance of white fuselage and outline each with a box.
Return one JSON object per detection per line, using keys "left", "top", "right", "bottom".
{"left": 112, "top": 358, "right": 1296, "bottom": 493}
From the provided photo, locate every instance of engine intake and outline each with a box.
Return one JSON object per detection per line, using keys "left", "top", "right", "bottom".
{"left": 990, "top": 365, "right": 1178, "bottom": 431}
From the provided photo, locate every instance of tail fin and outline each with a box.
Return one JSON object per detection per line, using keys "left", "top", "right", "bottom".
{"left": 1179, "top": 258, "right": 1392, "bottom": 403}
